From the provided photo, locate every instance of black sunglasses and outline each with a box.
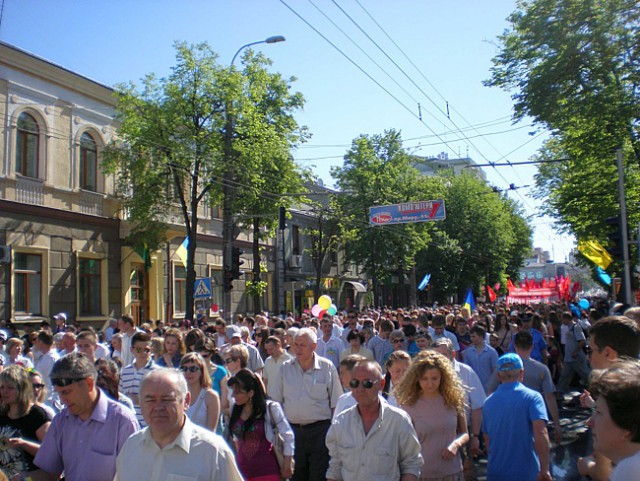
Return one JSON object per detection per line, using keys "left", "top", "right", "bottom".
{"left": 51, "top": 378, "right": 86, "bottom": 387}
{"left": 180, "top": 366, "right": 201, "bottom": 373}
{"left": 349, "top": 379, "right": 378, "bottom": 389}
{"left": 32, "top": 383, "right": 45, "bottom": 389}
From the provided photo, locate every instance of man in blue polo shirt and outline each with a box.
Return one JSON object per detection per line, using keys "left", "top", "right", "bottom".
{"left": 482, "top": 353, "right": 551, "bottom": 481}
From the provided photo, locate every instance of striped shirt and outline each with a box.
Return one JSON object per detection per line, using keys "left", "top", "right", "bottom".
{"left": 118, "top": 358, "right": 157, "bottom": 427}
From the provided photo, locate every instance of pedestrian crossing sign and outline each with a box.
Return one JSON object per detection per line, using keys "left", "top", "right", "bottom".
{"left": 194, "top": 277, "right": 213, "bottom": 299}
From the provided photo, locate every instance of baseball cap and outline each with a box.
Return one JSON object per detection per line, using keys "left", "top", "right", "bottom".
{"left": 497, "top": 353, "right": 524, "bottom": 372}
{"left": 226, "top": 325, "right": 241, "bottom": 338}
{"left": 54, "top": 312, "right": 67, "bottom": 322}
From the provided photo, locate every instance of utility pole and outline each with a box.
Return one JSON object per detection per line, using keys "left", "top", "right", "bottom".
{"left": 616, "top": 148, "right": 633, "bottom": 305}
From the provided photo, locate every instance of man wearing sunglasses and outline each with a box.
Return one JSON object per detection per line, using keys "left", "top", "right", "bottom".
{"left": 326, "top": 361, "right": 422, "bottom": 481}
{"left": 119, "top": 332, "right": 158, "bottom": 427}
{"left": 33, "top": 352, "right": 139, "bottom": 481}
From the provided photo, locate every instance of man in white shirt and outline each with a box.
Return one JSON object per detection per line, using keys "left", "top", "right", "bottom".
{"left": 115, "top": 368, "right": 242, "bottom": 481}
{"left": 118, "top": 314, "right": 138, "bottom": 368}
{"left": 263, "top": 335, "right": 292, "bottom": 397}
{"left": 316, "top": 318, "right": 344, "bottom": 369}
{"left": 326, "top": 361, "right": 422, "bottom": 481}
{"left": 34, "top": 330, "right": 60, "bottom": 399}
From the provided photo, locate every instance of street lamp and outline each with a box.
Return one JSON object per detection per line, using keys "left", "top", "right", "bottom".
{"left": 222, "top": 35, "right": 286, "bottom": 321}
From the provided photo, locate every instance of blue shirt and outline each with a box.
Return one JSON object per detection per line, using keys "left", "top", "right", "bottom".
{"left": 508, "top": 328, "right": 547, "bottom": 362}
{"left": 482, "top": 381, "right": 548, "bottom": 481}
{"left": 461, "top": 343, "right": 498, "bottom": 391}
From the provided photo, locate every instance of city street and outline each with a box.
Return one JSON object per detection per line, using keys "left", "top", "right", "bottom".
{"left": 474, "top": 396, "right": 593, "bottom": 480}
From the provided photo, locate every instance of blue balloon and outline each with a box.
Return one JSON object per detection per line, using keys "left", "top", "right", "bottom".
{"left": 578, "top": 298, "right": 589, "bottom": 310}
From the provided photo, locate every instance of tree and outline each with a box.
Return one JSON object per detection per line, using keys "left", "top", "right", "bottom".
{"left": 104, "top": 42, "right": 306, "bottom": 321}
{"left": 303, "top": 199, "right": 342, "bottom": 301}
{"left": 486, "top": 0, "right": 640, "bottom": 164}
{"left": 331, "top": 130, "right": 441, "bottom": 305}
{"left": 418, "top": 172, "right": 532, "bottom": 302}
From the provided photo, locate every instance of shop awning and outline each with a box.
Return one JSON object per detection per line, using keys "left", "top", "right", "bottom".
{"left": 343, "top": 280, "right": 367, "bottom": 293}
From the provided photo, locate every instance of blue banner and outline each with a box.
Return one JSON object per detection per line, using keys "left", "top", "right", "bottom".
{"left": 369, "top": 200, "right": 446, "bottom": 226}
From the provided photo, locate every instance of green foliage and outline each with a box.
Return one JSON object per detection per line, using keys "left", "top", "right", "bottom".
{"left": 102, "top": 42, "right": 307, "bottom": 319}
{"left": 419, "top": 172, "right": 533, "bottom": 301}
{"left": 331, "top": 130, "right": 439, "bottom": 289}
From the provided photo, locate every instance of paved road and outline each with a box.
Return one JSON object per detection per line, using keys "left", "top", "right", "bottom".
{"left": 472, "top": 396, "right": 593, "bottom": 481}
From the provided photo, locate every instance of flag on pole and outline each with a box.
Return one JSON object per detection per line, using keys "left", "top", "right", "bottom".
{"left": 486, "top": 285, "right": 497, "bottom": 302}
{"left": 463, "top": 288, "right": 476, "bottom": 314}
{"left": 134, "top": 242, "right": 152, "bottom": 271}
{"left": 578, "top": 240, "right": 613, "bottom": 270}
{"left": 176, "top": 237, "right": 189, "bottom": 267}
{"left": 417, "top": 273, "right": 431, "bottom": 291}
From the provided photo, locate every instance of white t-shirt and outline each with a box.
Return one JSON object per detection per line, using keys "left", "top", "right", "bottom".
{"left": 611, "top": 450, "right": 640, "bottom": 481}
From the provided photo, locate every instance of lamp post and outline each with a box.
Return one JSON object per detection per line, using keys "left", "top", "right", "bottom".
{"left": 222, "top": 35, "right": 286, "bottom": 321}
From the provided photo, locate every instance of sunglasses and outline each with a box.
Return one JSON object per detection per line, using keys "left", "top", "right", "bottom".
{"left": 224, "top": 357, "right": 238, "bottom": 364}
{"left": 51, "top": 378, "right": 86, "bottom": 388}
{"left": 32, "top": 383, "right": 45, "bottom": 389}
{"left": 349, "top": 379, "right": 378, "bottom": 389}
{"left": 180, "top": 366, "right": 201, "bottom": 373}
{"left": 391, "top": 339, "right": 405, "bottom": 343}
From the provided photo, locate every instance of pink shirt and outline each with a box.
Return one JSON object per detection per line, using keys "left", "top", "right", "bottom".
{"left": 402, "top": 396, "right": 463, "bottom": 478}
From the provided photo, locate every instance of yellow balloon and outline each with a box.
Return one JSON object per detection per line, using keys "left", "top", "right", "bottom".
{"left": 318, "top": 295, "right": 332, "bottom": 310}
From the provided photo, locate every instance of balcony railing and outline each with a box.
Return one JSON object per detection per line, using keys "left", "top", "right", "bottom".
{"left": 16, "top": 177, "right": 44, "bottom": 206}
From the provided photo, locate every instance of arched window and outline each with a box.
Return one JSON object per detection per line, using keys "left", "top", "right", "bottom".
{"left": 80, "top": 132, "right": 98, "bottom": 191}
{"left": 16, "top": 112, "right": 40, "bottom": 178}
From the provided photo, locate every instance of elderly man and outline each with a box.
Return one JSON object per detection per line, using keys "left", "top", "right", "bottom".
{"left": 482, "top": 353, "right": 551, "bottom": 481}
{"left": 271, "top": 327, "right": 343, "bottom": 481}
{"left": 326, "top": 361, "right": 422, "bottom": 481}
{"left": 33, "top": 352, "right": 140, "bottom": 481}
{"left": 115, "top": 368, "right": 242, "bottom": 481}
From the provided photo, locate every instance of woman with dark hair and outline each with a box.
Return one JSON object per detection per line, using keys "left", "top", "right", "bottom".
{"left": 0, "top": 365, "right": 50, "bottom": 479}
{"left": 253, "top": 326, "right": 270, "bottom": 360}
{"left": 157, "top": 328, "right": 186, "bottom": 367}
{"left": 340, "top": 330, "right": 374, "bottom": 361}
{"left": 94, "top": 358, "right": 135, "bottom": 413}
{"left": 493, "top": 312, "right": 513, "bottom": 353}
{"left": 227, "top": 369, "right": 294, "bottom": 481}
{"left": 184, "top": 328, "right": 206, "bottom": 353}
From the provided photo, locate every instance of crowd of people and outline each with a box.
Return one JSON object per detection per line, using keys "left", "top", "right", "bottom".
{"left": 0, "top": 300, "right": 638, "bottom": 481}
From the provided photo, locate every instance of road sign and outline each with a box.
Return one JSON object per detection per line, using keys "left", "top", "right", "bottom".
{"left": 194, "top": 277, "right": 213, "bottom": 299}
{"left": 369, "top": 200, "right": 446, "bottom": 226}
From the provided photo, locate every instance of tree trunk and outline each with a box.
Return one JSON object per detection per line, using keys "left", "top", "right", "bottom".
{"left": 252, "top": 217, "right": 262, "bottom": 314}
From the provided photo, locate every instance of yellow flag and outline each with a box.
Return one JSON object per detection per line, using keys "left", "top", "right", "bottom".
{"left": 578, "top": 240, "right": 613, "bottom": 270}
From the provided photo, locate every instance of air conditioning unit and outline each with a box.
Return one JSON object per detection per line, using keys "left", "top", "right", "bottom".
{"left": 0, "top": 246, "right": 11, "bottom": 264}
{"left": 288, "top": 254, "right": 303, "bottom": 268}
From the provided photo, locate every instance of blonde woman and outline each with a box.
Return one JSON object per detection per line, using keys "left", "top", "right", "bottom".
{"left": 6, "top": 338, "right": 33, "bottom": 369}
{"left": 157, "top": 328, "right": 186, "bottom": 367}
{"left": 180, "top": 353, "right": 220, "bottom": 432}
{"left": 0, "top": 365, "right": 50, "bottom": 479}
{"left": 396, "top": 351, "right": 469, "bottom": 481}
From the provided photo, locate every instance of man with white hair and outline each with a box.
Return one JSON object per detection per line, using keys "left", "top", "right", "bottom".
{"left": 115, "top": 368, "right": 242, "bottom": 481}
{"left": 271, "top": 328, "right": 343, "bottom": 481}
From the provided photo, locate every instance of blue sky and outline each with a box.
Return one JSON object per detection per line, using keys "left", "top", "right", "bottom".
{"left": 0, "top": 0, "right": 575, "bottom": 261}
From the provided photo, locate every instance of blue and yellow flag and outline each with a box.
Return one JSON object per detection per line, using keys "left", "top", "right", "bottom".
{"left": 578, "top": 240, "right": 613, "bottom": 270}
{"left": 463, "top": 287, "right": 476, "bottom": 314}
{"left": 176, "top": 237, "right": 189, "bottom": 267}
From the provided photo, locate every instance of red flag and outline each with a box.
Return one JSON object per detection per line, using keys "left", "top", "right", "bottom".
{"left": 571, "top": 281, "right": 580, "bottom": 296}
{"left": 487, "top": 286, "right": 497, "bottom": 302}
{"left": 541, "top": 278, "right": 548, "bottom": 288}
{"left": 507, "top": 278, "right": 516, "bottom": 292}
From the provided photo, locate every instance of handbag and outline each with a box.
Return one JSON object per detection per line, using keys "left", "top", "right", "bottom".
{"left": 268, "top": 401, "right": 294, "bottom": 474}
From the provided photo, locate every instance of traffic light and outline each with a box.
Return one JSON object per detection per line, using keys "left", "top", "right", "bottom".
{"left": 605, "top": 215, "right": 625, "bottom": 260}
{"left": 232, "top": 247, "right": 244, "bottom": 279}
{"left": 223, "top": 269, "right": 234, "bottom": 292}
{"left": 278, "top": 206, "right": 287, "bottom": 231}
